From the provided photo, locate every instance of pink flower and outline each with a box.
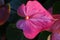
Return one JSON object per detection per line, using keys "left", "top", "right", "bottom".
{"left": 16, "top": 1, "right": 55, "bottom": 39}
{"left": 50, "top": 14, "right": 60, "bottom": 40}
{"left": 51, "top": 32, "right": 60, "bottom": 40}
{"left": 47, "top": 14, "right": 60, "bottom": 40}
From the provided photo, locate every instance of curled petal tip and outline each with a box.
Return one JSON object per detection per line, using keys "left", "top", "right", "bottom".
{"left": 17, "top": 4, "right": 26, "bottom": 17}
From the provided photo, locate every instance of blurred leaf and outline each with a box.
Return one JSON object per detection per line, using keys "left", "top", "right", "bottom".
{"left": 8, "top": 0, "right": 27, "bottom": 23}
{"left": 43, "top": 0, "right": 56, "bottom": 9}
{"left": 6, "top": 23, "right": 28, "bottom": 40}
{"left": 53, "top": 1, "right": 60, "bottom": 14}
{"left": 34, "top": 31, "right": 51, "bottom": 40}
{"left": 8, "top": 12, "right": 20, "bottom": 23}
{"left": 10, "top": 0, "right": 27, "bottom": 11}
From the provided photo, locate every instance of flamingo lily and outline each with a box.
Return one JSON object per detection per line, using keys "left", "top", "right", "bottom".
{"left": 16, "top": 0, "right": 55, "bottom": 39}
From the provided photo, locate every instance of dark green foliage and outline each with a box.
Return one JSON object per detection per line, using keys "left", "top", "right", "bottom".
{"left": 43, "top": 0, "right": 55, "bottom": 9}
{"left": 6, "top": 23, "right": 28, "bottom": 40}
{"left": 53, "top": 1, "right": 60, "bottom": 14}
{"left": 33, "top": 31, "right": 51, "bottom": 40}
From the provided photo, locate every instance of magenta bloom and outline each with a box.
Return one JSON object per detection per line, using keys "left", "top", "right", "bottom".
{"left": 51, "top": 20, "right": 60, "bottom": 40}
{"left": 16, "top": 1, "right": 55, "bottom": 39}
{"left": 51, "top": 33, "right": 60, "bottom": 40}
{"left": 50, "top": 14, "right": 60, "bottom": 40}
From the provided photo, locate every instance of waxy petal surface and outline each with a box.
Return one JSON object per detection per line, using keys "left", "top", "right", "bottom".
{"left": 16, "top": 19, "right": 42, "bottom": 39}
{"left": 30, "top": 13, "right": 55, "bottom": 30}
{"left": 16, "top": 20, "right": 26, "bottom": 29}
{"left": 51, "top": 33, "right": 60, "bottom": 40}
{"left": 23, "top": 20, "right": 42, "bottom": 39}
{"left": 50, "top": 15, "right": 60, "bottom": 33}
{"left": 26, "top": 1, "right": 53, "bottom": 17}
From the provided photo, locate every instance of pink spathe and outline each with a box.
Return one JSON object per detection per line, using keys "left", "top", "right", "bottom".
{"left": 16, "top": 1, "right": 55, "bottom": 39}
{"left": 50, "top": 14, "right": 60, "bottom": 40}
{"left": 51, "top": 20, "right": 60, "bottom": 40}
{"left": 51, "top": 33, "right": 60, "bottom": 40}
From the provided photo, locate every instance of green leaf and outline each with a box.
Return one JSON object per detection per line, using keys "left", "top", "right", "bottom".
{"left": 43, "top": 0, "right": 56, "bottom": 9}
{"left": 8, "top": 0, "right": 27, "bottom": 23}
{"left": 8, "top": 13, "right": 20, "bottom": 23}
{"left": 53, "top": 1, "right": 60, "bottom": 14}
{"left": 10, "top": 0, "right": 27, "bottom": 10}
{"left": 6, "top": 23, "right": 28, "bottom": 40}
{"left": 34, "top": 31, "right": 51, "bottom": 40}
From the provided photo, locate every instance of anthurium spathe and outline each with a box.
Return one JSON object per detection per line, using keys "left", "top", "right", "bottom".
{"left": 47, "top": 20, "right": 60, "bottom": 40}
{"left": 50, "top": 14, "right": 60, "bottom": 40}
{"left": 16, "top": 1, "right": 55, "bottom": 39}
{"left": 47, "top": 14, "right": 60, "bottom": 40}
